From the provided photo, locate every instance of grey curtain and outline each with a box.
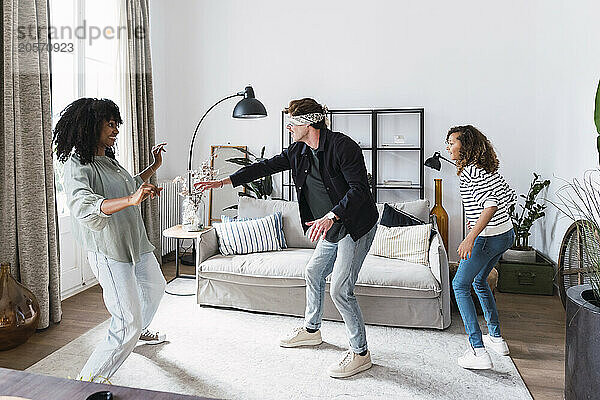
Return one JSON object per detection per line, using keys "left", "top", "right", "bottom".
{"left": 0, "top": 0, "right": 61, "bottom": 328}
{"left": 126, "top": 0, "right": 161, "bottom": 263}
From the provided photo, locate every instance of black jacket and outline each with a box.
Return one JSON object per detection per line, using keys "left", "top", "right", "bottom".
{"left": 229, "top": 128, "right": 379, "bottom": 241}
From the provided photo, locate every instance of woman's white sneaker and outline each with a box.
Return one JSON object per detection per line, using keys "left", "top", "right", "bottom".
{"left": 482, "top": 334, "right": 510, "bottom": 355}
{"left": 457, "top": 348, "right": 493, "bottom": 369}
{"left": 279, "top": 327, "right": 322, "bottom": 347}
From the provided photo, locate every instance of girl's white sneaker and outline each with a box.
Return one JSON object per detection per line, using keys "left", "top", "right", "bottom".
{"left": 457, "top": 348, "right": 493, "bottom": 369}
{"left": 483, "top": 334, "right": 510, "bottom": 356}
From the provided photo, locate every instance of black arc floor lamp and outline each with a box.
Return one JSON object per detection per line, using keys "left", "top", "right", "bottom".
{"left": 178, "top": 85, "right": 267, "bottom": 273}
{"left": 187, "top": 85, "right": 267, "bottom": 194}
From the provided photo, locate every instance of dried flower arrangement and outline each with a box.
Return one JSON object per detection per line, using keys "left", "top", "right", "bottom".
{"left": 173, "top": 157, "right": 219, "bottom": 231}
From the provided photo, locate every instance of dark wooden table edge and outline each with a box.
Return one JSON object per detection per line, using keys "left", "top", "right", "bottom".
{"left": 0, "top": 367, "right": 216, "bottom": 400}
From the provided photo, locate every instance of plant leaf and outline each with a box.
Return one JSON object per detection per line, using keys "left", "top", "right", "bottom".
{"left": 596, "top": 79, "right": 600, "bottom": 164}
{"left": 241, "top": 183, "right": 258, "bottom": 197}
{"left": 597, "top": 136, "right": 600, "bottom": 165}
{"left": 223, "top": 205, "right": 238, "bottom": 211}
{"left": 225, "top": 157, "right": 252, "bottom": 166}
{"left": 595, "top": 79, "right": 600, "bottom": 134}
{"left": 233, "top": 147, "right": 256, "bottom": 160}
{"left": 263, "top": 175, "right": 273, "bottom": 196}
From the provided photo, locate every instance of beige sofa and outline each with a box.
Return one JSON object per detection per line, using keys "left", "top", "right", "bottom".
{"left": 195, "top": 197, "right": 451, "bottom": 329}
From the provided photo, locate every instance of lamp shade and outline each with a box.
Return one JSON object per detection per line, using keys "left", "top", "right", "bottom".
{"left": 233, "top": 86, "right": 267, "bottom": 118}
{"left": 424, "top": 152, "right": 442, "bottom": 171}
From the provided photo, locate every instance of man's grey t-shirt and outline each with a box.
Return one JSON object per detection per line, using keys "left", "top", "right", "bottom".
{"left": 303, "top": 148, "right": 347, "bottom": 243}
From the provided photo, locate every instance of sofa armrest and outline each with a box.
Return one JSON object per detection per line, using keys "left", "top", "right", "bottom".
{"left": 196, "top": 228, "right": 219, "bottom": 266}
{"left": 429, "top": 216, "right": 451, "bottom": 329}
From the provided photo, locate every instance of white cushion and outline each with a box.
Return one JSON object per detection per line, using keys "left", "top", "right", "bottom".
{"left": 213, "top": 214, "right": 282, "bottom": 255}
{"left": 369, "top": 224, "right": 431, "bottom": 265}
{"left": 376, "top": 199, "right": 430, "bottom": 223}
{"left": 238, "top": 197, "right": 316, "bottom": 249}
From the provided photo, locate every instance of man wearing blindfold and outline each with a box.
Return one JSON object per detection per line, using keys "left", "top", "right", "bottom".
{"left": 196, "top": 98, "right": 378, "bottom": 378}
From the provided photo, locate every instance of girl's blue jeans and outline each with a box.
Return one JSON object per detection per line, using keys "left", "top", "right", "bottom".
{"left": 452, "top": 229, "right": 515, "bottom": 348}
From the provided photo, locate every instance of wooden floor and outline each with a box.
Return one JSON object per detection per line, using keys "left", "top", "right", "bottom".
{"left": 0, "top": 260, "right": 565, "bottom": 399}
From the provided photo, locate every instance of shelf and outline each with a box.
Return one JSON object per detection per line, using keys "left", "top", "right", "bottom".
{"left": 325, "top": 108, "right": 424, "bottom": 115}
{"left": 280, "top": 108, "right": 424, "bottom": 202}
{"left": 376, "top": 185, "right": 422, "bottom": 190}
{"left": 284, "top": 183, "right": 423, "bottom": 190}
{"left": 377, "top": 147, "right": 421, "bottom": 151}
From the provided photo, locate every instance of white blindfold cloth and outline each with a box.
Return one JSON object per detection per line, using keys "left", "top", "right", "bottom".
{"left": 287, "top": 106, "right": 330, "bottom": 128}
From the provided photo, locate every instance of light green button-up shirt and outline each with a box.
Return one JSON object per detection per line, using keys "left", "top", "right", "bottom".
{"left": 64, "top": 154, "right": 155, "bottom": 264}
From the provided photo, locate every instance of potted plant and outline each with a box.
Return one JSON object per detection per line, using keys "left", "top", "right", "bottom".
{"left": 552, "top": 79, "right": 600, "bottom": 400}
{"left": 504, "top": 173, "right": 551, "bottom": 262}
{"left": 553, "top": 171, "right": 600, "bottom": 400}
{"left": 223, "top": 146, "right": 274, "bottom": 211}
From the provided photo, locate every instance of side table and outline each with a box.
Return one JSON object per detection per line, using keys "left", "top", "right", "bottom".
{"left": 448, "top": 261, "right": 498, "bottom": 315}
{"left": 162, "top": 225, "right": 212, "bottom": 296}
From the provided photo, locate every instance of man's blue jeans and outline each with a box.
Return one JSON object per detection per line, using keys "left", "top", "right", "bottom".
{"left": 304, "top": 224, "right": 377, "bottom": 354}
{"left": 453, "top": 229, "right": 515, "bottom": 348}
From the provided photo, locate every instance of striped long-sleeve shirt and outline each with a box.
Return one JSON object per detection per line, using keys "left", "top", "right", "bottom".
{"left": 459, "top": 165, "right": 516, "bottom": 236}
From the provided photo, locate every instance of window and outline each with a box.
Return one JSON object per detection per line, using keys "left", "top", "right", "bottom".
{"left": 50, "top": 0, "right": 131, "bottom": 216}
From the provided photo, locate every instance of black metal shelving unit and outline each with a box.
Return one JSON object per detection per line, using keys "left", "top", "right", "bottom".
{"left": 280, "top": 108, "right": 425, "bottom": 202}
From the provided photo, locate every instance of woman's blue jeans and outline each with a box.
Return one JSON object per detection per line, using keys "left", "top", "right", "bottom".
{"left": 452, "top": 229, "right": 514, "bottom": 348}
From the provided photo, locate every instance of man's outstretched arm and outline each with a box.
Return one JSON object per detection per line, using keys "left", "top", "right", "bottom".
{"left": 195, "top": 149, "right": 291, "bottom": 192}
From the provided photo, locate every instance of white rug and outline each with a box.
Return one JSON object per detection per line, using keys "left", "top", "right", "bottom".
{"left": 28, "top": 280, "right": 532, "bottom": 400}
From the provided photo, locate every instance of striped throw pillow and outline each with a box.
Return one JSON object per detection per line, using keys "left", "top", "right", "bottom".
{"left": 369, "top": 223, "right": 431, "bottom": 265}
{"left": 214, "top": 213, "right": 282, "bottom": 255}
{"left": 221, "top": 212, "right": 287, "bottom": 249}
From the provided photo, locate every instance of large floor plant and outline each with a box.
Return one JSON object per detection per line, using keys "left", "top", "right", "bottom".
{"left": 553, "top": 170, "right": 600, "bottom": 303}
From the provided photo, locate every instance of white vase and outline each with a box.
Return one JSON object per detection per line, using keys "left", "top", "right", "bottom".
{"left": 182, "top": 195, "right": 205, "bottom": 231}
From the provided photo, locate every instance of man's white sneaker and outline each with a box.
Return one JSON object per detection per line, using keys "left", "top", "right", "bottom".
{"left": 457, "top": 348, "right": 493, "bottom": 370}
{"left": 328, "top": 350, "right": 372, "bottom": 378}
{"left": 138, "top": 329, "right": 166, "bottom": 345}
{"left": 279, "top": 327, "right": 322, "bottom": 348}
{"left": 483, "top": 334, "right": 510, "bottom": 356}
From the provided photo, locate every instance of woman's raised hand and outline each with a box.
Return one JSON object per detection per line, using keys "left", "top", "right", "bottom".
{"left": 151, "top": 142, "right": 167, "bottom": 170}
{"left": 130, "top": 183, "right": 163, "bottom": 206}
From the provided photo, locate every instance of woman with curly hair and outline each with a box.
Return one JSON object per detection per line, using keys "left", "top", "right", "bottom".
{"left": 446, "top": 125, "right": 516, "bottom": 370}
{"left": 54, "top": 98, "right": 168, "bottom": 382}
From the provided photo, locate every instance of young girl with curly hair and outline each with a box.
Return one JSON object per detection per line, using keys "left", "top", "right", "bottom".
{"left": 446, "top": 125, "right": 516, "bottom": 370}
{"left": 54, "top": 98, "right": 168, "bottom": 382}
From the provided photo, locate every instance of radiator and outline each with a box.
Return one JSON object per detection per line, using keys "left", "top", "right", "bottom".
{"left": 158, "top": 179, "right": 180, "bottom": 256}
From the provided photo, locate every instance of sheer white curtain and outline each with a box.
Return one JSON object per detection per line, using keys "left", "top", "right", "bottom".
{"left": 116, "top": 0, "right": 134, "bottom": 173}
{"left": 50, "top": 0, "right": 134, "bottom": 210}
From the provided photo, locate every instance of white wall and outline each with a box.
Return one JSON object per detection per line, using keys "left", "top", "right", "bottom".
{"left": 149, "top": 0, "right": 600, "bottom": 262}
{"left": 531, "top": 1, "right": 600, "bottom": 262}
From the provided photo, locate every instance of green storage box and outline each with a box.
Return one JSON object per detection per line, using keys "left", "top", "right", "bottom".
{"left": 497, "top": 251, "right": 555, "bottom": 295}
